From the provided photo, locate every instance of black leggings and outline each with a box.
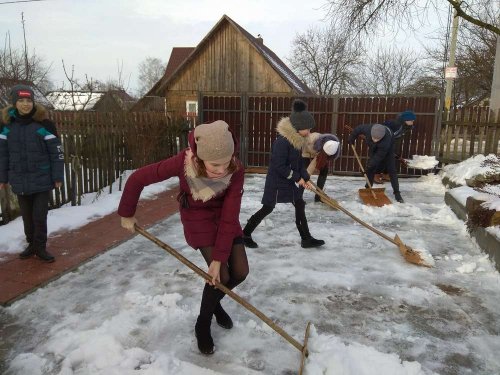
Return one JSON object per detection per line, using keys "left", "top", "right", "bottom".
{"left": 198, "top": 239, "right": 249, "bottom": 320}
{"left": 248, "top": 199, "right": 307, "bottom": 228}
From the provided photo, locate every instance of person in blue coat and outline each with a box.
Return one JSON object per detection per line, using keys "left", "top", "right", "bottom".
{"left": 0, "top": 85, "right": 64, "bottom": 262}
{"left": 348, "top": 123, "right": 404, "bottom": 203}
{"left": 243, "top": 99, "right": 325, "bottom": 249}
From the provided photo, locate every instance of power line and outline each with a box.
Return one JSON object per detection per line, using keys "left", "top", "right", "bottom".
{"left": 0, "top": 0, "right": 48, "bottom": 5}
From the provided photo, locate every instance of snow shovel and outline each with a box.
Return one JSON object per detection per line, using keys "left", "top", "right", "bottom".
{"left": 134, "top": 225, "right": 312, "bottom": 372}
{"left": 310, "top": 183, "right": 431, "bottom": 268}
{"left": 351, "top": 144, "right": 392, "bottom": 207}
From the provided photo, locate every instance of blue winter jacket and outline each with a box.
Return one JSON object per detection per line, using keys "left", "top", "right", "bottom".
{"left": 261, "top": 117, "right": 309, "bottom": 207}
{"left": 0, "top": 105, "right": 64, "bottom": 195}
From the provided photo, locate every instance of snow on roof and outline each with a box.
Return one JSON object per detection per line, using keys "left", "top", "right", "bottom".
{"left": 46, "top": 91, "right": 105, "bottom": 111}
{"left": 259, "top": 48, "right": 307, "bottom": 94}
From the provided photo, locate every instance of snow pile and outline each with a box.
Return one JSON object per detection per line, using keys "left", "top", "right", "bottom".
{"left": 442, "top": 154, "right": 500, "bottom": 221}
{"left": 441, "top": 154, "right": 499, "bottom": 186}
{"left": 306, "top": 325, "right": 428, "bottom": 375}
{"left": 404, "top": 155, "right": 439, "bottom": 170}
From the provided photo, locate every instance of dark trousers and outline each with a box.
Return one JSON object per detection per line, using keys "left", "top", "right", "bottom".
{"left": 367, "top": 153, "right": 400, "bottom": 195}
{"left": 17, "top": 191, "right": 50, "bottom": 249}
{"left": 243, "top": 198, "right": 312, "bottom": 239}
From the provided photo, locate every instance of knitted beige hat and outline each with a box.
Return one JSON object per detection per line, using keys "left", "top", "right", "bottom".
{"left": 194, "top": 120, "right": 234, "bottom": 162}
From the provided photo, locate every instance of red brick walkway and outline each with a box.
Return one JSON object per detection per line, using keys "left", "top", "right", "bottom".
{"left": 0, "top": 187, "right": 180, "bottom": 306}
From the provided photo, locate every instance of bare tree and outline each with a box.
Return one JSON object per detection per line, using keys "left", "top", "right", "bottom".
{"left": 413, "top": 6, "right": 498, "bottom": 104}
{"left": 323, "top": 0, "right": 499, "bottom": 36}
{"left": 453, "top": 9, "right": 498, "bottom": 105}
{"left": 354, "top": 46, "right": 423, "bottom": 94}
{"left": 0, "top": 32, "right": 53, "bottom": 92}
{"left": 48, "top": 60, "right": 101, "bottom": 111}
{"left": 137, "top": 57, "right": 165, "bottom": 97}
{"left": 288, "top": 26, "right": 363, "bottom": 95}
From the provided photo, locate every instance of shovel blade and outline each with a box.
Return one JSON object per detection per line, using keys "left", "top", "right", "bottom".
{"left": 358, "top": 188, "right": 392, "bottom": 207}
{"left": 394, "top": 234, "right": 432, "bottom": 267}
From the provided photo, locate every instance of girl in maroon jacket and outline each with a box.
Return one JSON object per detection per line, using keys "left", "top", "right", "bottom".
{"left": 118, "top": 120, "right": 248, "bottom": 355}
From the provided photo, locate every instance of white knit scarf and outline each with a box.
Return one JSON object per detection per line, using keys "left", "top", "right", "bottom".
{"left": 184, "top": 149, "right": 233, "bottom": 202}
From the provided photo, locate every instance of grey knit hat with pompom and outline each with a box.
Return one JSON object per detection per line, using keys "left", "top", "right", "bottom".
{"left": 289, "top": 99, "right": 315, "bottom": 131}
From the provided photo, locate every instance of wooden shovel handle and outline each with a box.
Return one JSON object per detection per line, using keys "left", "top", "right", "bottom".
{"left": 350, "top": 144, "right": 377, "bottom": 199}
{"left": 134, "top": 225, "right": 306, "bottom": 353}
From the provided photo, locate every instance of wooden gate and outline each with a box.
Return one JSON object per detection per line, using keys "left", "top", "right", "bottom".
{"left": 200, "top": 94, "right": 440, "bottom": 175}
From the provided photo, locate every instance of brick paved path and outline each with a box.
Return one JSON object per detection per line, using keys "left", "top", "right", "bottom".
{"left": 0, "top": 187, "right": 179, "bottom": 306}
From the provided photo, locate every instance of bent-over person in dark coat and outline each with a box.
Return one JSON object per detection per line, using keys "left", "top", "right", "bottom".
{"left": 348, "top": 123, "right": 404, "bottom": 203}
{"left": 0, "top": 85, "right": 64, "bottom": 262}
{"left": 242, "top": 99, "right": 325, "bottom": 249}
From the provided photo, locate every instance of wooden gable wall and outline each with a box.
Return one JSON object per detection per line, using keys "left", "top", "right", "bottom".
{"left": 163, "top": 21, "right": 293, "bottom": 115}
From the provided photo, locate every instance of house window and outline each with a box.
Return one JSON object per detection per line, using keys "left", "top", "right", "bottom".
{"left": 186, "top": 100, "right": 198, "bottom": 127}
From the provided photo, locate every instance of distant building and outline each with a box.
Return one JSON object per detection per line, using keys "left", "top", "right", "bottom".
{"left": 133, "top": 14, "right": 312, "bottom": 117}
{"left": 46, "top": 89, "right": 136, "bottom": 111}
{"left": 0, "top": 78, "right": 53, "bottom": 109}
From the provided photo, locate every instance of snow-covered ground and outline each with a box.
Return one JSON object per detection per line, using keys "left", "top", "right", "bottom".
{"left": 1, "top": 174, "right": 500, "bottom": 375}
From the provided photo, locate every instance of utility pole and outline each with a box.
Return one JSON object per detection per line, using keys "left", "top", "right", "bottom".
{"left": 490, "top": 25, "right": 500, "bottom": 115}
{"left": 444, "top": 6, "right": 460, "bottom": 111}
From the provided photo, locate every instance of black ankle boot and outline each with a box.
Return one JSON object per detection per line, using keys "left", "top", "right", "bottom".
{"left": 195, "top": 316, "right": 214, "bottom": 355}
{"left": 35, "top": 247, "right": 55, "bottom": 263}
{"left": 301, "top": 237, "right": 325, "bottom": 248}
{"left": 214, "top": 303, "right": 233, "bottom": 329}
{"left": 243, "top": 234, "right": 258, "bottom": 248}
{"left": 19, "top": 243, "right": 35, "bottom": 259}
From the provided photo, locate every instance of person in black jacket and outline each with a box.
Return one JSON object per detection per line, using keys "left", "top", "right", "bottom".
{"left": 348, "top": 123, "right": 404, "bottom": 203}
{"left": 374, "top": 110, "right": 416, "bottom": 183}
{"left": 0, "top": 85, "right": 64, "bottom": 262}
{"left": 243, "top": 99, "right": 325, "bottom": 249}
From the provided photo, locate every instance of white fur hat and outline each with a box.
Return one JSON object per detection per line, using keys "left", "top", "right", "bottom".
{"left": 323, "top": 140, "right": 340, "bottom": 156}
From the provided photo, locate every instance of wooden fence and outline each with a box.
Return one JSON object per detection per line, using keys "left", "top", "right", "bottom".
{"left": 200, "top": 94, "right": 440, "bottom": 175}
{"left": 50, "top": 111, "right": 187, "bottom": 208}
{"left": 0, "top": 111, "right": 187, "bottom": 224}
{"left": 439, "top": 107, "right": 500, "bottom": 164}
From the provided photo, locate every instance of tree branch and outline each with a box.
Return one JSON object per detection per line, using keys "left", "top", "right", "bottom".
{"left": 447, "top": 0, "right": 500, "bottom": 35}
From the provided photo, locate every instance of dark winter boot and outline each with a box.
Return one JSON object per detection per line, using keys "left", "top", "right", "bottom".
{"left": 19, "top": 243, "right": 35, "bottom": 259}
{"left": 394, "top": 192, "right": 404, "bottom": 203}
{"left": 214, "top": 302, "right": 233, "bottom": 329}
{"left": 314, "top": 195, "right": 322, "bottom": 202}
{"left": 243, "top": 235, "right": 258, "bottom": 248}
{"left": 195, "top": 316, "right": 215, "bottom": 355}
{"left": 35, "top": 246, "right": 55, "bottom": 263}
{"left": 243, "top": 215, "right": 263, "bottom": 248}
{"left": 297, "top": 223, "right": 325, "bottom": 248}
{"left": 301, "top": 237, "right": 326, "bottom": 248}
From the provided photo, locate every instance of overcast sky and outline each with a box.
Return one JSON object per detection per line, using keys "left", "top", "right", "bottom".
{"left": 0, "top": 0, "right": 446, "bottom": 96}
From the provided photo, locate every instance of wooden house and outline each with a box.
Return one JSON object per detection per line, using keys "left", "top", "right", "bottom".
{"left": 135, "top": 14, "right": 312, "bottom": 117}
